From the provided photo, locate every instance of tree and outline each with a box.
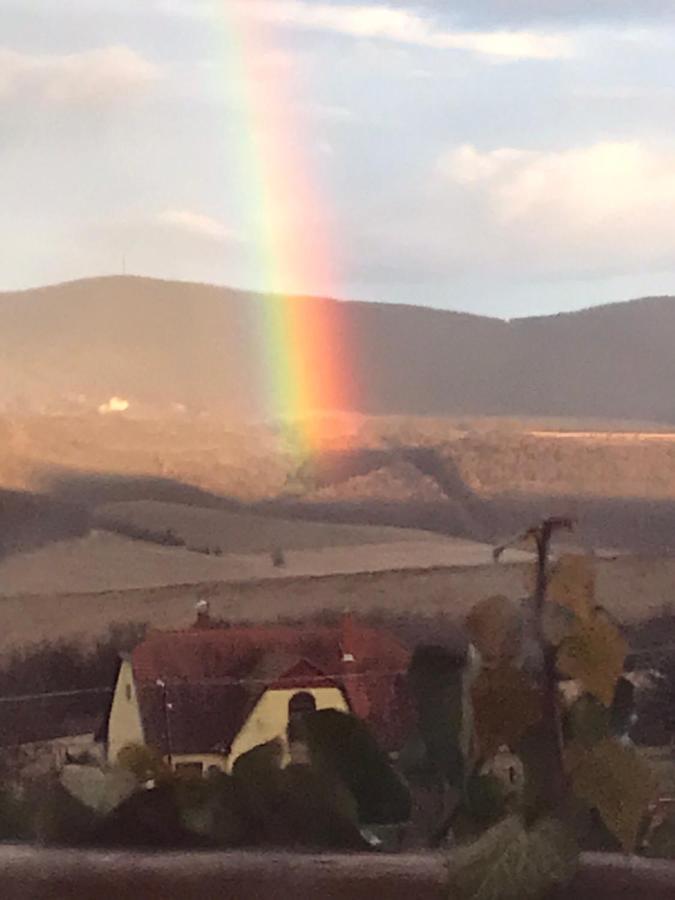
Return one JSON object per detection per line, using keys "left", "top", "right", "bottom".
{"left": 405, "top": 644, "right": 466, "bottom": 791}
{"left": 448, "top": 519, "right": 658, "bottom": 900}
{"left": 303, "top": 709, "right": 411, "bottom": 825}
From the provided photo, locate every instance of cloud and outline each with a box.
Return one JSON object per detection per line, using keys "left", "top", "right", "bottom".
{"left": 0, "top": 46, "right": 161, "bottom": 105}
{"left": 155, "top": 209, "right": 237, "bottom": 242}
{"left": 434, "top": 140, "right": 675, "bottom": 273}
{"left": 165, "top": 0, "right": 573, "bottom": 60}
{"left": 439, "top": 141, "right": 675, "bottom": 224}
{"left": 413, "top": 0, "right": 675, "bottom": 28}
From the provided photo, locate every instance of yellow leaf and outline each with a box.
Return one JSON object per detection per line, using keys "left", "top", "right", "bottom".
{"left": 565, "top": 738, "right": 656, "bottom": 852}
{"left": 471, "top": 665, "right": 543, "bottom": 759}
{"left": 557, "top": 613, "right": 627, "bottom": 706}
{"left": 549, "top": 554, "right": 595, "bottom": 622}
{"left": 466, "top": 595, "right": 522, "bottom": 669}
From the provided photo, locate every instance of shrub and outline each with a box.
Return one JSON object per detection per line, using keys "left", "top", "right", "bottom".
{"left": 303, "top": 708, "right": 411, "bottom": 825}
{"left": 116, "top": 743, "right": 171, "bottom": 785}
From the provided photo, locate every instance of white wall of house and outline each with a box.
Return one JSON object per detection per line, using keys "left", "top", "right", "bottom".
{"left": 227, "top": 686, "right": 349, "bottom": 771}
{"left": 107, "top": 659, "right": 144, "bottom": 763}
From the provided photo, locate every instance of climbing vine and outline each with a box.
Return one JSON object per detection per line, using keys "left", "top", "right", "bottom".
{"left": 449, "top": 518, "right": 657, "bottom": 899}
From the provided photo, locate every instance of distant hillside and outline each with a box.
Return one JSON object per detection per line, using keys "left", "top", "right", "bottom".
{"left": 4, "top": 414, "right": 675, "bottom": 553}
{"left": 3, "top": 276, "right": 675, "bottom": 422}
{"left": 0, "top": 489, "right": 89, "bottom": 559}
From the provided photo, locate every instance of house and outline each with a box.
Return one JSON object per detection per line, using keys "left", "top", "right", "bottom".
{"left": 101, "top": 605, "right": 413, "bottom": 776}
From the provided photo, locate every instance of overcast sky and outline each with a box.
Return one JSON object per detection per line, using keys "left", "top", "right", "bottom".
{"left": 3, "top": 0, "right": 675, "bottom": 317}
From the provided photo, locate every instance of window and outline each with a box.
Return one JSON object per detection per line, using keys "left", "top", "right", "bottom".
{"left": 125, "top": 684, "right": 132, "bottom": 701}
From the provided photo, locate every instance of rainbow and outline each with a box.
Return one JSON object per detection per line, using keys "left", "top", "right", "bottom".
{"left": 222, "top": 7, "right": 353, "bottom": 453}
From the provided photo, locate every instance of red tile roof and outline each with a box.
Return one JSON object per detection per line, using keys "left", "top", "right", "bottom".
{"left": 130, "top": 618, "right": 413, "bottom": 755}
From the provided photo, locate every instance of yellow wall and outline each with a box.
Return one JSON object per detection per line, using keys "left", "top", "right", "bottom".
{"left": 107, "top": 669, "right": 349, "bottom": 774}
{"left": 227, "top": 686, "right": 349, "bottom": 771}
{"left": 107, "top": 659, "right": 145, "bottom": 763}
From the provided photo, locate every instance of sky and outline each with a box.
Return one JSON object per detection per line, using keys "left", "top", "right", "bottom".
{"left": 3, "top": 1, "right": 675, "bottom": 318}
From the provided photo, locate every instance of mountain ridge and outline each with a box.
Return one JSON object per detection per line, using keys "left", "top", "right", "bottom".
{"left": 6, "top": 273, "right": 673, "bottom": 321}
{"left": 3, "top": 275, "right": 675, "bottom": 424}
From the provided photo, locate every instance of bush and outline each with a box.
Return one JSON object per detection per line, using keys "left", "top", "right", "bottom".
{"left": 303, "top": 709, "right": 411, "bottom": 825}
{"left": 0, "top": 622, "right": 147, "bottom": 700}
{"left": 406, "top": 644, "right": 466, "bottom": 790}
{"left": 0, "top": 788, "right": 31, "bottom": 841}
{"left": 32, "top": 778, "right": 99, "bottom": 846}
{"left": 92, "top": 783, "right": 201, "bottom": 849}
{"left": 116, "top": 743, "right": 171, "bottom": 785}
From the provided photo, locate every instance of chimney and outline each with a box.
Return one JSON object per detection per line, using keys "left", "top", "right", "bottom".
{"left": 195, "top": 599, "right": 211, "bottom": 629}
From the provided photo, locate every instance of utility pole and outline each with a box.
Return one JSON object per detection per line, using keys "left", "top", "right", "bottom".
{"left": 156, "top": 678, "right": 173, "bottom": 769}
{"left": 495, "top": 516, "right": 574, "bottom": 811}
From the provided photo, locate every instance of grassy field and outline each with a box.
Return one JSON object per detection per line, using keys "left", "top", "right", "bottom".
{"left": 94, "top": 499, "right": 443, "bottom": 553}
{"left": 0, "top": 520, "right": 529, "bottom": 597}
{"left": 0, "top": 551, "right": 674, "bottom": 654}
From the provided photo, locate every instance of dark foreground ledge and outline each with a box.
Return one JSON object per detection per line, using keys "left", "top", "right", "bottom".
{"left": 1, "top": 846, "right": 674, "bottom": 900}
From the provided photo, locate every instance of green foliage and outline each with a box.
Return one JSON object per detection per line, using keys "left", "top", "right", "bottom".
{"left": 517, "top": 722, "right": 567, "bottom": 821}
{"left": 564, "top": 738, "right": 656, "bottom": 852}
{"left": 452, "top": 538, "right": 660, "bottom": 896}
{"left": 548, "top": 554, "right": 595, "bottom": 623}
{"left": 547, "top": 554, "right": 655, "bottom": 851}
{"left": 33, "top": 778, "right": 100, "bottom": 846}
{"left": 0, "top": 787, "right": 31, "bottom": 841}
{"left": 0, "top": 621, "right": 147, "bottom": 747}
{"left": 463, "top": 774, "right": 509, "bottom": 828}
{"left": 92, "top": 783, "right": 200, "bottom": 849}
{"left": 303, "top": 709, "right": 411, "bottom": 824}
{"left": 447, "top": 815, "right": 578, "bottom": 900}
{"left": 231, "top": 738, "right": 284, "bottom": 796}
{"left": 280, "top": 764, "right": 369, "bottom": 849}
{"left": 541, "top": 602, "right": 576, "bottom": 647}
{"left": 231, "top": 738, "right": 286, "bottom": 844}
{"left": 566, "top": 695, "right": 611, "bottom": 746}
{"left": 171, "top": 773, "right": 245, "bottom": 846}
{"left": 407, "top": 644, "right": 466, "bottom": 789}
{"left": 466, "top": 595, "right": 522, "bottom": 670}
{"left": 471, "top": 665, "right": 542, "bottom": 760}
{"left": 200, "top": 770, "right": 247, "bottom": 845}
{"left": 230, "top": 736, "right": 369, "bottom": 848}
{"left": 557, "top": 613, "right": 628, "bottom": 707}
{"left": 116, "top": 743, "right": 172, "bottom": 785}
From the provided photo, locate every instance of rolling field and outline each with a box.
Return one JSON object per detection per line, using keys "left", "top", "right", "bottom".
{"left": 0, "top": 522, "right": 529, "bottom": 598}
{"left": 0, "top": 549, "right": 673, "bottom": 654}
{"left": 94, "top": 499, "right": 444, "bottom": 554}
